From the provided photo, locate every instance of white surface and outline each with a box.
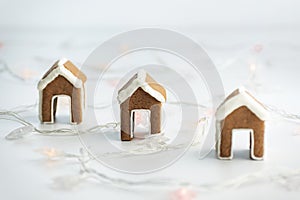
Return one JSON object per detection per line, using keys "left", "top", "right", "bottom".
{"left": 1, "top": 25, "right": 300, "bottom": 200}
{"left": 0, "top": 0, "right": 300, "bottom": 28}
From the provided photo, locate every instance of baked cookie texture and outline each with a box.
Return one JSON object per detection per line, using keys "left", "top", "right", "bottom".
{"left": 117, "top": 70, "right": 166, "bottom": 141}
{"left": 37, "top": 58, "right": 87, "bottom": 124}
{"left": 215, "top": 87, "right": 269, "bottom": 160}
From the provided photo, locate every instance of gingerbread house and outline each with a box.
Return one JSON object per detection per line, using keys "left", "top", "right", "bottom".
{"left": 37, "top": 58, "right": 87, "bottom": 124}
{"left": 215, "top": 87, "right": 268, "bottom": 160}
{"left": 117, "top": 70, "right": 166, "bottom": 141}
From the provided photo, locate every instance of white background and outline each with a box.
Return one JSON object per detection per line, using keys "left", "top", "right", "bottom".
{"left": 1, "top": 1, "right": 300, "bottom": 200}
{"left": 0, "top": 0, "right": 300, "bottom": 28}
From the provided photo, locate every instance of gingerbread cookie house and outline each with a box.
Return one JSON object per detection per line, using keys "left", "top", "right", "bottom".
{"left": 215, "top": 87, "right": 268, "bottom": 160}
{"left": 38, "top": 58, "right": 87, "bottom": 124}
{"left": 117, "top": 70, "right": 166, "bottom": 141}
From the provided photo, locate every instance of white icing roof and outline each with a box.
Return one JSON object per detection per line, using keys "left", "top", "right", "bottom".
{"left": 117, "top": 69, "right": 166, "bottom": 104}
{"left": 38, "top": 58, "right": 86, "bottom": 90}
{"left": 216, "top": 87, "right": 269, "bottom": 121}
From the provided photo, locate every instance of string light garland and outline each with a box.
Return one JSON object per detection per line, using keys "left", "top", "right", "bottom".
{"left": 35, "top": 147, "right": 300, "bottom": 193}
{"left": 0, "top": 108, "right": 120, "bottom": 140}
{"left": 1, "top": 98, "right": 300, "bottom": 142}
{"left": 0, "top": 97, "right": 209, "bottom": 141}
{"left": 266, "top": 104, "right": 300, "bottom": 123}
{"left": 2, "top": 82, "right": 300, "bottom": 193}
{"left": 0, "top": 104, "right": 208, "bottom": 162}
{"left": 2, "top": 98, "right": 300, "bottom": 193}
{"left": 1, "top": 43, "right": 300, "bottom": 196}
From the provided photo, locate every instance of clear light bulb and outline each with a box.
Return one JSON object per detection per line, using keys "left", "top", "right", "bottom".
{"left": 5, "top": 126, "right": 35, "bottom": 140}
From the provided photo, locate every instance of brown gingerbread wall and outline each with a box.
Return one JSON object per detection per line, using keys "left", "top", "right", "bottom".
{"left": 41, "top": 75, "right": 83, "bottom": 124}
{"left": 120, "top": 88, "right": 162, "bottom": 141}
{"left": 219, "top": 106, "right": 265, "bottom": 159}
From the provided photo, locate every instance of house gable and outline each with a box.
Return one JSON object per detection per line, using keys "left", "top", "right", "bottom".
{"left": 221, "top": 106, "right": 264, "bottom": 128}
{"left": 43, "top": 75, "right": 76, "bottom": 96}
{"left": 117, "top": 70, "right": 166, "bottom": 104}
{"left": 128, "top": 87, "right": 161, "bottom": 110}
{"left": 38, "top": 58, "right": 86, "bottom": 91}
{"left": 216, "top": 87, "right": 269, "bottom": 121}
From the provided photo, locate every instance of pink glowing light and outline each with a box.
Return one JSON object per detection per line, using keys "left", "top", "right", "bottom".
{"left": 253, "top": 44, "right": 263, "bottom": 53}
{"left": 171, "top": 187, "right": 196, "bottom": 200}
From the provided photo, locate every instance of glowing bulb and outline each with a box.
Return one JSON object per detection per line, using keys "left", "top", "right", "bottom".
{"left": 107, "top": 79, "right": 118, "bottom": 87}
{"left": 294, "top": 128, "right": 300, "bottom": 136}
{"left": 253, "top": 44, "right": 263, "bottom": 53}
{"left": 204, "top": 108, "right": 214, "bottom": 117}
{"left": 41, "top": 148, "right": 61, "bottom": 158}
{"left": 119, "top": 44, "right": 130, "bottom": 53}
{"left": 21, "top": 68, "right": 37, "bottom": 80}
{"left": 171, "top": 187, "right": 196, "bottom": 200}
{"left": 250, "top": 63, "right": 256, "bottom": 73}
